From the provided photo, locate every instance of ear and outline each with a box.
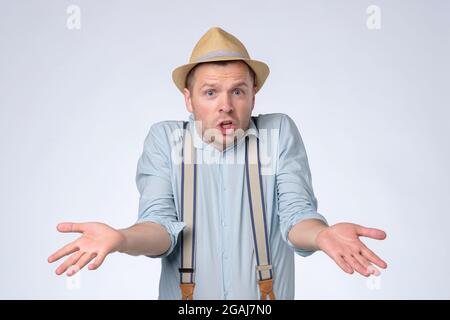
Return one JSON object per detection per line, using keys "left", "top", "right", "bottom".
{"left": 183, "top": 88, "right": 193, "bottom": 113}
{"left": 251, "top": 86, "right": 256, "bottom": 111}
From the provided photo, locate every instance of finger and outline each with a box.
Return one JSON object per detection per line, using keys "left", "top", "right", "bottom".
{"left": 88, "top": 252, "right": 107, "bottom": 270}
{"left": 57, "top": 222, "right": 86, "bottom": 234}
{"left": 366, "top": 265, "right": 381, "bottom": 276}
{"left": 361, "top": 247, "right": 388, "bottom": 269}
{"left": 333, "top": 255, "right": 354, "bottom": 274}
{"left": 71, "top": 252, "right": 97, "bottom": 276}
{"left": 356, "top": 226, "right": 387, "bottom": 240}
{"left": 48, "top": 242, "right": 78, "bottom": 263}
{"left": 344, "top": 254, "right": 370, "bottom": 277}
{"left": 55, "top": 251, "right": 83, "bottom": 275}
{"left": 352, "top": 252, "right": 373, "bottom": 277}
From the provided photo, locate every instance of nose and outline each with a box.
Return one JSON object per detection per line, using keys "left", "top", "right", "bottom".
{"left": 218, "top": 93, "right": 233, "bottom": 113}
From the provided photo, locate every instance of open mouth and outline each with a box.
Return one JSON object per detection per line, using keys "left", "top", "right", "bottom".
{"left": 217, "top": 120, "right": 236, "bottom": 135}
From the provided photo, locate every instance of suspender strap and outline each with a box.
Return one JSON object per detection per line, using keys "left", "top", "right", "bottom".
{"left": 179, "top": 121, "right": 197, "bottom": 300}
{"left": 179, "top": 283, "right": 195, "bottom": 300}
{"left": 258, "top": 279, "right": 276, "bottom": 300}
{"left": 245, "top": 128, "right": 276, "bottom": 300}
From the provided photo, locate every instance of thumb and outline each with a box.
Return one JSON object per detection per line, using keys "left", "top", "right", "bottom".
{"left": 356, "top": 225, "right": 387, "bottom": 240}
{"left": 57, "top": 222, "right": 86, "bottom": 233}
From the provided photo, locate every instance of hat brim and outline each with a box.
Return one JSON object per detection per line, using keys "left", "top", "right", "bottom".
{"left": 172, "top": 56, "right": 270, "bottom": 94}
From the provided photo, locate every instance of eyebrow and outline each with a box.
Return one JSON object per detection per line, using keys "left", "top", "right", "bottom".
{"left": 231, "top": 82, "right": 249, "bottom": 88}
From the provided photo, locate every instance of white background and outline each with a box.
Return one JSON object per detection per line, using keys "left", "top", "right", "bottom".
{"left": 0, "top": 0, "right": 449, "bottom": 299}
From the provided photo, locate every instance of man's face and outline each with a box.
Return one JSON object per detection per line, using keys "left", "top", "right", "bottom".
{"left": 183, "top": 61, "right": 256, "bottom": 150}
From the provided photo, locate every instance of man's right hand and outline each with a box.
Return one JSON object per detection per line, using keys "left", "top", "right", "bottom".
{"left": 47, "top": 222, "right": 125, "bottom": 276}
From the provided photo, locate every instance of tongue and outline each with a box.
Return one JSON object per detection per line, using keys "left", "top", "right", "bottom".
{"left": 222, "top": 123, "right": 232, "bottom": 129}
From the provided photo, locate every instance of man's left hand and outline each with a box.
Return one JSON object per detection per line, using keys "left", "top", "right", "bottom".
{"left": 316, "top": 223, "right": 387, "bottom": 276}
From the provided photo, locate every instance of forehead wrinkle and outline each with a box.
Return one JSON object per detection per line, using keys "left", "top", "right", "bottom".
{"left": 197, "top": 73, "right": 252, "bottom": 90}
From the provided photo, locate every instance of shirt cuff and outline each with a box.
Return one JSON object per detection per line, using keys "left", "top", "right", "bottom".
{"left": 285, "top": 212, "right": 328, "bottom": 257}
{"left": 136, "top": 216, "right": 186, "bottom": 258}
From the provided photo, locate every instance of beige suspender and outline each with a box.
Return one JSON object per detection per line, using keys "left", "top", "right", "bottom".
{"left": 179, "top": 122, "right": 197, "bottom": 300}
{"left": 179, "top": 119, "right": 275, "bottom": 300}
{"left": 245, "top": 132, "right": 275, "bottom": 300}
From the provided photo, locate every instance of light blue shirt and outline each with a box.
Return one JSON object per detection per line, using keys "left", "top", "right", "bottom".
{"left": 135, "top": 113, "right": 327, "bottom": 299}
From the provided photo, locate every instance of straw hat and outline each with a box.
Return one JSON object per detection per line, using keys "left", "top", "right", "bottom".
{"left": 172, "top": 27, "right": 270, "bottom": 93}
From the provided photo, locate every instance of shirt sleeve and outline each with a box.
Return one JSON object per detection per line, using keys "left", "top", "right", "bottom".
{"left": 276, "top": 114, "right": 328, "bottom": 257}
{"left": 135, "top": 122, "right": 185, "bottom": 258}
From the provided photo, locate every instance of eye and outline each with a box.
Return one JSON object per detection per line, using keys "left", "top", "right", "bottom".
{"left": 233, "top": 88, "right": 242, "bottom": 95}
{"left": 206, "top": 89, "right": 215, "bottom": 96}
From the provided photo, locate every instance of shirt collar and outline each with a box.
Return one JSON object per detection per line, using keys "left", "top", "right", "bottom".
{"left": 188, "top": 114, "right": 259, "bottom": 150}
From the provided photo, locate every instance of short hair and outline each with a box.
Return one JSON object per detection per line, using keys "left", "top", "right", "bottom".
{"left": 185, "top": 60, "right": 256, "bottom": 92}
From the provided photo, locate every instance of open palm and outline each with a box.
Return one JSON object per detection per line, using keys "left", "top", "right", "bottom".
{"left": 47, "top": 222, "right": 124, "bottom": 276}
{"left": 316, "top": 223, "right": 387, "bottom": 276}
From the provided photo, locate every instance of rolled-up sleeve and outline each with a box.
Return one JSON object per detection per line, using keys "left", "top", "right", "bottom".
{"left": 276, "top": 115, "right": 328, "bottom": 257}
{"left": 136, "top": 123, "right": 185, "bottom": 258}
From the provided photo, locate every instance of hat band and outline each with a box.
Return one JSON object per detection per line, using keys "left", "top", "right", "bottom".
{"left": 194, "top": 50, "right": 245, "bottom": 63}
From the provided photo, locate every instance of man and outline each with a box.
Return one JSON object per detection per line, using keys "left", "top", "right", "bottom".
{"left": 48, "top": 27, "right": 387, "bottom": 300}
